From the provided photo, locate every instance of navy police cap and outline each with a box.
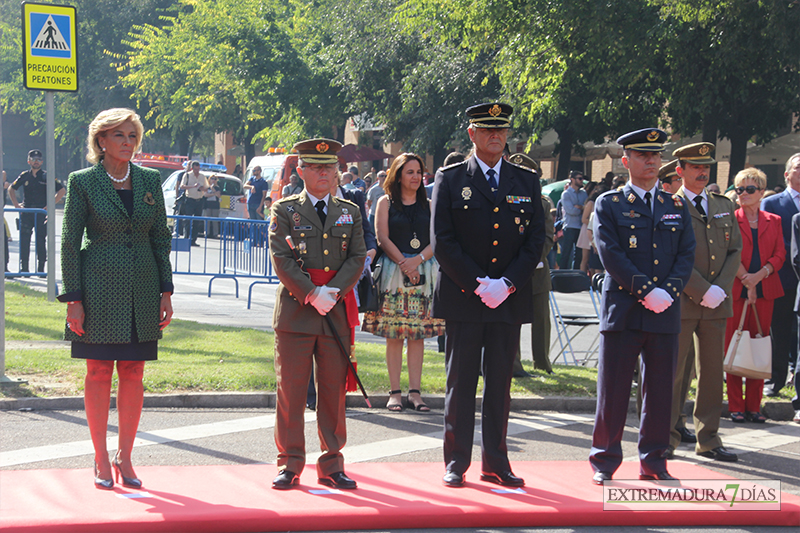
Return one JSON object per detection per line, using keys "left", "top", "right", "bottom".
{"left": 616, "top": 128, "right": 667, "bottom": 152}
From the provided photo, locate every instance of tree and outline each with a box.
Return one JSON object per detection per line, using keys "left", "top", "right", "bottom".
{"left": 652, "top": 0, "right": 800, "bottom": 179}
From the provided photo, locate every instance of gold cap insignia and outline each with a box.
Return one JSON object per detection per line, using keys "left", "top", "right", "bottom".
{"left": 462, "top": 187, "right": 472, "bottom": 200}
{"left": 489, "top": 104, "right": 502, "bottom": 117}
{"left": 698, "top": 145, "right": 710, "bottom": 156}
{"left": 647, "top": 130, "right": 659, "bottom": 142}
{"left": 316, "top": 142, "right": 329, "bottom": 153}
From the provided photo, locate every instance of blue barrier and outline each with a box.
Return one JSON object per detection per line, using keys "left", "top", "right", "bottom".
{"left": 3, "top": 207, "right": 49, "bottom": 279}
{"left": 166, "top": 215, "right": 279, "bottom": 304}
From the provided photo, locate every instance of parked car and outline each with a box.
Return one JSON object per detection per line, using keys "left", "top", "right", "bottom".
{"left": 133, "top": 153, "right": 188, "bottom": 184}
{"left": 161, "top": 170, "right": 247, "bottom": 219}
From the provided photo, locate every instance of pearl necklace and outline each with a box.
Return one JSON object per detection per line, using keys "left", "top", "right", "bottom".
{"left": 106, "top": 163, "right": 130, "bottom": 184}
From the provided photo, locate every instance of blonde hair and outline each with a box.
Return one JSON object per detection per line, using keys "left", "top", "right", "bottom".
{"left": 86, "top": 108, "right": 144, "bottom": 164}
{"left": 734, "top": 167, "right": 767, "bottom": 190}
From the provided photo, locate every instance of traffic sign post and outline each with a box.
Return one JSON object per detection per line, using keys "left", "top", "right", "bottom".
{"left": 22, "top": 3, "right": 78, "bottom": 92}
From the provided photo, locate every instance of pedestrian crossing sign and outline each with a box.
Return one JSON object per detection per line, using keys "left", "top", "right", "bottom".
{"left": 22, "top": 2, "right": 78, "bottom": 92}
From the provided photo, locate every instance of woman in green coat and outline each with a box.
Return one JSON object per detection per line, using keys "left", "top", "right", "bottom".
{"left": 58, "top": 108, "right": 174, "bottom": 490}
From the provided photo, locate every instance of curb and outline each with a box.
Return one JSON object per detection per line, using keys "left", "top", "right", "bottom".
{"left": 1, "top": 393, "right": 795, "bottom": 420}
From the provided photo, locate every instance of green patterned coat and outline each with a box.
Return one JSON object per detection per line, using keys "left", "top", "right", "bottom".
{"left": 58, "top": 163, "right": 173, "bottom": 344}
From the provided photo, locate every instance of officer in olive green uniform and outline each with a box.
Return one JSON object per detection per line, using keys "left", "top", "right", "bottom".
{"left": 508, "top": 153, "right": 555, "bottom": 375}
{"left": 268, "top": 138, "right": 366, "bottom": 490}
{"left": 669, "top": 142, "right": 742, "bottom": 462}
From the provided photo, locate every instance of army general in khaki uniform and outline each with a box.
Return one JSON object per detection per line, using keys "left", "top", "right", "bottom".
{"left": 668, "top": 142, "right": 742, "bottom": 462}
{"left": 268, "top": 139, "right": 366, "bottom": 490}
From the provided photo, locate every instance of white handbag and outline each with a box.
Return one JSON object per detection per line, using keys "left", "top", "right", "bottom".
{"left": 723, "top": 303, "right": 772, "bottom": 380}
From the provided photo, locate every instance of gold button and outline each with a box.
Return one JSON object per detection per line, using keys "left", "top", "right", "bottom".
{"left": 667, "top": 283, "right": 671, "bottom": 287}
{"left": 653, "top": 277, "right": 658, "bottom": 282}
{"left": 461, "top": 289, "right": 465, "bottom": 293}
{"left": 638, "top": 290, "right": 642, "bottom": 294}
{"left": 521, "top": 209, "right": 525, "bottom": 213}
{"left": 324, "top": 250, "right": 329, "bottom": 255}
{"left": 654, "top": 259, "right": 659, "bottom": 265}
{"left": 300, "top": 233, "right": 305, "bottom": 237}
{"left": 493, "top": 241, "right": 498, "bottom": 246}
{"left": 324, "top": 266, "right": 330, "bottom": 272}
{"left": 711, "top": 271, "right": 715, "bottom": 276}
{"left": 494, "top": 223, "right": 499, "bottom": 229}
{"left": 342, "top": 234, "right": 347, "bottom": 238}
{"left": 492, "top": 258, "right": 497, "bottom": 263}
{"left": 711, "top": 255, "right": 716, "bottom": 260}
{"left": 323, "top": 233, "right": 328, "bottom": 239}
{"left": 643, "top": 285, "right": 647, "bottom": 289}
{"left": 707, "top": 224, "right": 711, "bottom": 229}
{"left": 631, "top": 225, "right": 635, "bottom": 229}
{"left": 653, "top": 243, "right": 657, "bottom": 248}
{"left": 494, "top": 207, "right": 499, "bottom": 213}
{"left": 619, "top": 286, "right": 623, "bottom": 290}
{"left": 672, "top": 228, "right": 676, "bottom": 232}
{"left": 464, "top": 205, "right": 468, "bottom": 210}
{"left": 709, "top": 239, "right": 713, "bottom": 244}
{"left": 648, "top": 281, "right": 652, "bottom": 285}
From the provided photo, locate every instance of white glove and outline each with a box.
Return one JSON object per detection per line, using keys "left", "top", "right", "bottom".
{"left": 475, "top": 277, "right": 511, "bottom": 309}
{"left": 700, "top": 285, "right": 727, "bottom": 309}
{"left": 474, "top": 276, "right": 491, "bottom": 296}
{"left": 308, "top": 285, "right": 340, "bottom": 315}
{"left": 641, "top": 287, "right": 673, "bottom": 314}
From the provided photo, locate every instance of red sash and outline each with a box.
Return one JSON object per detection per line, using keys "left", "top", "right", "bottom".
{"left": 307, "top": 268, "right": 359, "bottom": 392}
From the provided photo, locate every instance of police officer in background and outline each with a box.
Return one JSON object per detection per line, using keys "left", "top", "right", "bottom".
{"left": 667, "top": 142, "right": 741, "bottom": 462}
{"left": 432, "top": 103, "right": 545, "bottom": 488}
{"left": 268, "top": 138, "right": 366, "bottom": 491}
{"left": 590, "top": 129, "right": 695, "bottom": 484}
{"left": 10, "top": 149, "right": 65, "bottom": 274}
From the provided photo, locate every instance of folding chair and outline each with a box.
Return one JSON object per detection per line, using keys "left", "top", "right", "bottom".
{"left": 549, "top": 270, "right": 601, "bottom": 366}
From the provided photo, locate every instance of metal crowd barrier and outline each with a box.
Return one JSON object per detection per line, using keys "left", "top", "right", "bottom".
{"left": 3, "top": 207, "right": 48, "bottom": 279}
{"left": 166, "top": 215, "right": 278, "bottom": 306}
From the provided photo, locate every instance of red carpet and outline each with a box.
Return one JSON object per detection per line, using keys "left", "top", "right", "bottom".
{"left": 1, "top": 461, "right": 798, "bottom": 532}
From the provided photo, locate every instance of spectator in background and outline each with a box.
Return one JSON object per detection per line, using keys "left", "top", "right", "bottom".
{"left": 583, "top": 184, "right": 608, "bottom": 277}
{"left": 340, "top": 172, "right": 356, "bottom": 191}
{"left": 3, "top": 170, "right": 9, "bottom": 273}
{"left": 282, "top": 171, "right": 304, "bottom": 197}
{"left": 761, "top": 152, "right": 800, "bottom": 399}
{"left": 179, "top": 161, "right": 208, "bottom": 246}
{"left": 726, "top": 168, "right": 784, "bottom": 424}
{"left": 349, "top": 166, "right": 366, "bottom": 191}
{"left": 576, "top": 181, "right": 597, "bottom": 273}
{"left": 203, "top": 175, "right": 221, "bottom": 239}
{"left": 362, "top": 153, "right": 444, "bottom": 412}
{"left": 366, "top": 170, "right": 387, "bottom": 230}
{"left": 232, "top": 164, "right": 243, "bottom": 179}
{"left": 612, "top": 175, "right": 627, "bottom": 189}
{"left": 707, "top": 183, "right": 721, "bottom": 195}
{"left": 244, "top": 166, "right": 269, "bottom": 221}
{"left": 558, "top": 170, "right": 587, "bottom": 270}
{"left": 602, "top": 171, "right": 615, "bottom": 189}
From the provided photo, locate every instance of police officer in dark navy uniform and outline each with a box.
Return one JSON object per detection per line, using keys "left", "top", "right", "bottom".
{"left": 432, "top": 103, "right": 545, "bottom": 488}
{"left": 9, "top": 149, "right": 65, "bottom": 273}
{"left": 589, "top": 128, "right": 696, "bottom": 485}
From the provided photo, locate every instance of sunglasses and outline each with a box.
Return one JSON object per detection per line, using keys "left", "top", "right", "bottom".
{"left": 735, "top": 185, "right": 762, "bottom": 195}
{"left": 29, "top": 157, "right": 43, "bottom": 162}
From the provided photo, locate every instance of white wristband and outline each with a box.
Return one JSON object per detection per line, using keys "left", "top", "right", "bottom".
{"left": 418, "top": 253, "right": 425, "bottom": 262}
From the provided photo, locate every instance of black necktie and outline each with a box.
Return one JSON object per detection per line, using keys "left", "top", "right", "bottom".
{"left": 487, "top": 168, "right": 498, "bottom": 199}
{"left": 694, "top": 196, "right": 707, "bottom": 220}
{"left": 644, "top": 191, "right": 652, "bottom": 212}
{"left": 315, "top": 200, "right": 327, "bottom": 226}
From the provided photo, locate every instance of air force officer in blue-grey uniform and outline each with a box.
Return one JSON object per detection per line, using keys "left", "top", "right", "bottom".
{"left": 432, "top": 103, "right": 544, "bottom": 488}
{"left": 589, "top": 129, "right": 696, "bottom": 484}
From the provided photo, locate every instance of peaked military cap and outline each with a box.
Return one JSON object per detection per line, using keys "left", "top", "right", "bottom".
{"left": 292, "top": 138, "right": 342, "bottom": 164}
{"left": 508, "top": 152, "right": 539, "bottom": 172}
{"left": 28, "top": 149, "right": 42, "bottom": 158}
{"left": 658, "top": 159, "right": 679, "bottom": 182}
{"left": 616, "top": 128, "right": 668, "bottom": 152}
{"left": 466, "top": 102, "right": 513, "bottom": 128}
{"left": 672, "top": 142, "right": 716, "bottom": 165}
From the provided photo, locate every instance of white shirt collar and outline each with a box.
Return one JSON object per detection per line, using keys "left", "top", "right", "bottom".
{"left": 475, "top": 156, "right": 503, "bottom": 183}
{"left": 788, "top": 187, "right": 800, "bottom": 201}
{"left": 305, "top": 191, "right": 330, "bottom": 208}
{"left": 628, "top": 182, "right": 658, "bottom": 212}
{"left": 682, "top": 188, "right": 707, "bottom": 203}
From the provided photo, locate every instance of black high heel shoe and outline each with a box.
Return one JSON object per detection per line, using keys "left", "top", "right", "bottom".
{"left": 94, "top": 462, "right": 114, "bottom": 490}
{"left": 112, "top": 455, "right": 143, "bottom": 489}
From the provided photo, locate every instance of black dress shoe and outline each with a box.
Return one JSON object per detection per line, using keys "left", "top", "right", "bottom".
{"left": 678, "top": 427, "right": 697, "bottom": 443}
{"left": 697, "top": 446, "right": 738, "bottom": 462}
{"left": 592, "top": 471, "right": 612, "bottom": 485}
{"left": 442, "top": 470, "right": 465, "bottom": 487}
{"left": 512, "top": 370, "right": 533, "bottom": 378}
{"left": 640, "top": 471, "right": 678, "bottom": 481}
{"left": 272, "top": 470, "right": 299, "bottom": 490}
{"left": 318, "top": 471, "right": 357, "bottom": 489}
{"left": 481, "top": 470, "right": 525, "bottom": 487}
{"left": 662, "top": 446, "right": 675, "bottom": 460}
